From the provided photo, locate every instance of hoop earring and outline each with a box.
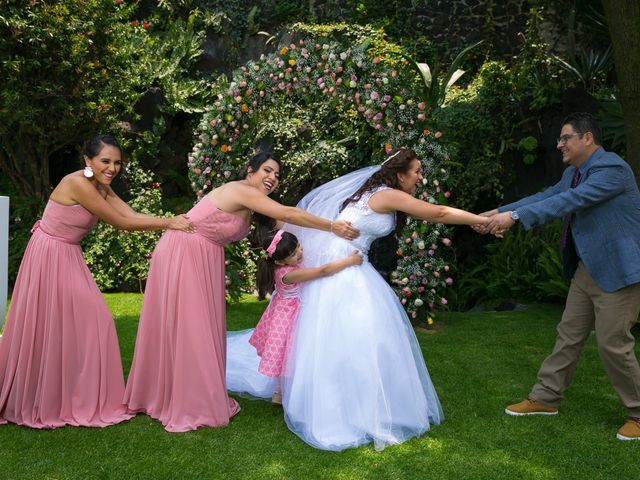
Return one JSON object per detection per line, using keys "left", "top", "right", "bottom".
{"left": 83, "top": 166, "right": 94, "bottom": 178}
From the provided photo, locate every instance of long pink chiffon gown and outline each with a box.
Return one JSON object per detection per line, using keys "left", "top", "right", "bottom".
{"left": 124, "top": 196, "right": 249, "bottom": 432}
{"left": 0, "top": 201, "right": 133, "bottom": 428}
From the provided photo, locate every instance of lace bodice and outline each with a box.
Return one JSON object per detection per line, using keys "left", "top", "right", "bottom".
{"left": 337, "top": 186, "right": 395, "bottom": 255}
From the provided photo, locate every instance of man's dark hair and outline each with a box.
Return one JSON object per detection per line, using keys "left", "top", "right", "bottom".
{"left": 562, "top": 112, "right": 602, "bottom": 146}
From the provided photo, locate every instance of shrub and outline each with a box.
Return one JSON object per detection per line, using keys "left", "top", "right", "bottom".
{"left": 454, "top": 221, "right": 568, "bottom": 309}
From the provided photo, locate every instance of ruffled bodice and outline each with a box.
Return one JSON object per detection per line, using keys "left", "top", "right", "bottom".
{"left": 32, "top": 201, "right": 98, "bottom": 244}
{"left": 188, "top": 197, "right": 250, "bottom": 245}
{"left": 337, "top": 186, "right": 395, "bottom": 255}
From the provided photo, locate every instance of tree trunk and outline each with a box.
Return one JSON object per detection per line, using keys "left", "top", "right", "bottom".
{"left": 0, "top": 136, "right": 51, "bottom": 201}
{"left": 602, "top": 0, "right": 640, "bottom": 183}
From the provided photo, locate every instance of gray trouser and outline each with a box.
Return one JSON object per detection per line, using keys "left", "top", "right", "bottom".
{"left": 531, "top": 263, "right": 640, "bottom": 417}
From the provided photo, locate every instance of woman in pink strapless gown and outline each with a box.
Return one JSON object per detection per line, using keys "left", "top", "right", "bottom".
{"left": 0, "top": 135, "right": 193, "bottom": 428}
{"left": 124, "top": 152, "right": 359, "bottom": 432}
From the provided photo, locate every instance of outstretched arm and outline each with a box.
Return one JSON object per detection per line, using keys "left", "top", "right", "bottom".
{"left": 70, "top": 178, "right": 194, "bottom": 232}
{"left": 282, "top": 251, "right": 363, "bottom": 284}
{"left": 235, "top": 184, "right": 359, "bottom": 240}
{"left": 369, "top": 189, "right": 491, "bottom": 227}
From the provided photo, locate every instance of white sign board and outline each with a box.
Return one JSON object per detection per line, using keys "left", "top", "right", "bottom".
{"left": 0, "top": 196, "right": 8, "bottom": 328}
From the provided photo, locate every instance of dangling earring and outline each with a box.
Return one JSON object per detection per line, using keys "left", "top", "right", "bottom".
{"left": 83, "top": 166, "right": 94, "bottom": 178}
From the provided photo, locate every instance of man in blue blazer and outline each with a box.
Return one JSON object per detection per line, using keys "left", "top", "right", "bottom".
{"left": 482, "top": 112, "right": 640, "bottom": 440}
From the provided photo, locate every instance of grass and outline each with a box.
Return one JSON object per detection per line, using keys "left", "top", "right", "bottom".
{"left": 0, "top": 294, "right": 638, "bottom": 479}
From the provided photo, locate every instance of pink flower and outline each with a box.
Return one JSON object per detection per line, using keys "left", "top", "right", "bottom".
{"left": 418, "top": 102, "right": 425, "bottom": 110}
{"left": 441, "top": 298, "right": 448, "bottom": 305}
{"left": 445, "top": 277, "right": 454, "bottom": 285}
{"left": 417, "top": 113, "right": 426, "bottom": 121}
{"left": 442, "top": 238, "right": 452, "bottom": 247}
{"left": 434, "top": 131, "right": 443, "bottom": 139}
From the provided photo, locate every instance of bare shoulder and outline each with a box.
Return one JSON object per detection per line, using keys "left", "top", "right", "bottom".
{"left": 368, "top": 187, "right": 409, "bottom": 212}
{"left": 50, "top": 172, "right": 86, "bottom": 199}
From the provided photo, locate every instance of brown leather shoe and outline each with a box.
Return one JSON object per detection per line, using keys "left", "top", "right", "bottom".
{"left": 617, "top": 417, "right": 640, "bottom": 441}
{"left": 505, "top": 397, "right": 558, "bottom": 416}
{"left": 271, "top": 392, "right": 282, "bottom": 405}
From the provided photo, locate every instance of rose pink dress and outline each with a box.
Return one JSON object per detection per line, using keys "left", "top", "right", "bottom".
{"left": 249, "top": 265, "right": 300, "bottom": 377}
{"left": 124, "top": 197, "right": 249, "bottom": 432}
{"left": 0, "top": 201, "right": 133, "bottom": 428}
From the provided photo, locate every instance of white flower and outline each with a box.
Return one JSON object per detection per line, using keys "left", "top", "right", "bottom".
{"left": 414, "top": 298, "right": 424, "bottom": 307}
{"left": 417, "top": 241, "right": 425, "bottom": 250}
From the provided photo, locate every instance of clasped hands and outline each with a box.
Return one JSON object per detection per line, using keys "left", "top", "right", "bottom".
{"left": 471, "top": 209, "right": 514, "bottom": 238}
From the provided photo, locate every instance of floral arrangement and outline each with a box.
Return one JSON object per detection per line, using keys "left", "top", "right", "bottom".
{"left": 188, "top": 30, "right": 456, "bottom": 320}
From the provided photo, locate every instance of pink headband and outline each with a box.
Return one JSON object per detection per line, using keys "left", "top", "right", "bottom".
{"left": 266, "top": 230, "right": 285, "bottom": 257}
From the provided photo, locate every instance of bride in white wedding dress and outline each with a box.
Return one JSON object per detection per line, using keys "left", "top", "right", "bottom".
{"left": 227, "top": 149, "right": 490, "bottom": 451}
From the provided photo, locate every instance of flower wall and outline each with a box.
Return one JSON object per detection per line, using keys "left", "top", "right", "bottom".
{"left": 189, "top": 29, "right": 456, "bottom": 320}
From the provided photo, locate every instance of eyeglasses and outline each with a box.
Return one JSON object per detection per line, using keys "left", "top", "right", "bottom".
{"left": 556, "top": 133, "right": 583, "bottom": 145}
{"left": 417, "top": 167, "right": 424, "bottom": 175}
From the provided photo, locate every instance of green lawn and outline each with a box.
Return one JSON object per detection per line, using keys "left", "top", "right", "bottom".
{"left": 0, "top": 294, "right": 637, "bottom": 479}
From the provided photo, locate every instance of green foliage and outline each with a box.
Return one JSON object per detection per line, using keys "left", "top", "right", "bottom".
{"left": 0, "top": 0, "right": 149, "bottom": 198}
{"left": 399, "top": 40, "right": 485, "bottom": 109}
{"left": 509, "top": 7, "right": 563, "bottom": 112}
{"left": 431, "top": 60, "right": 517, "bottom": 211}
{"left": 552, "top": 46, "right": 613, "bottom": 94}
{"left": 517, "top": 136, "right": 538, "bottom": 165}
{"left": 82, "top": 153, "right": 165, "bottom": 292}
{"left": 454, "top": 221, "right": 568, "bottom": 309}
{"left": 598, "top": 94, "right": 626, "bottom": 154}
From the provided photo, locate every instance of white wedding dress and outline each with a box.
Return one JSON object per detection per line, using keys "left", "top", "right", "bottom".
{"left": 227, "top": 166, "right": 443, "bottom": 451}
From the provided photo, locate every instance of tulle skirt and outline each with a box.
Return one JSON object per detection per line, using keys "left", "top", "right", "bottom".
{"left": 227, "top": 243, "right": 443, "bottom": 451}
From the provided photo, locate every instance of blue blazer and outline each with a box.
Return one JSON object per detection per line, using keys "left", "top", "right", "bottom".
{"left": 498, "top": 147, "right": 640, "bottom": 292}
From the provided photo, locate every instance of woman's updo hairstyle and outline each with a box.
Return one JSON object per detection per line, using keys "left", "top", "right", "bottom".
{"left": 239, "top": 151, "right": 283, "bottom": 180}
{"left": 82, "top": 134, "right": 121, "bottom": 162}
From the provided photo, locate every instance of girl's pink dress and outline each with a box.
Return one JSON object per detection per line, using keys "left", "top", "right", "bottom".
{"left": 124, "top": 197, "right": 249, "bottom": 432}
{"left": 0, "top": 201, "right": 133, "bottom": 428}
{"left": 249, "top": 265, "right": 300, "bottom": 377}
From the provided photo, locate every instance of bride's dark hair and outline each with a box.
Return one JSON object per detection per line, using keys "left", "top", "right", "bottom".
{"left": 340, "top": 148, "right": 418, "bottom": 235}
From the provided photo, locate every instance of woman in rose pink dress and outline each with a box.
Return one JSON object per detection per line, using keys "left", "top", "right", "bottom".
{"left": 0, "top": 135, "right": 194, "bottom": 428}
{"left": 124, "top": 152, "right": 358, "bottom": 432}
{"left": 250, "top": 230, "right": 362, "bottom": 404}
